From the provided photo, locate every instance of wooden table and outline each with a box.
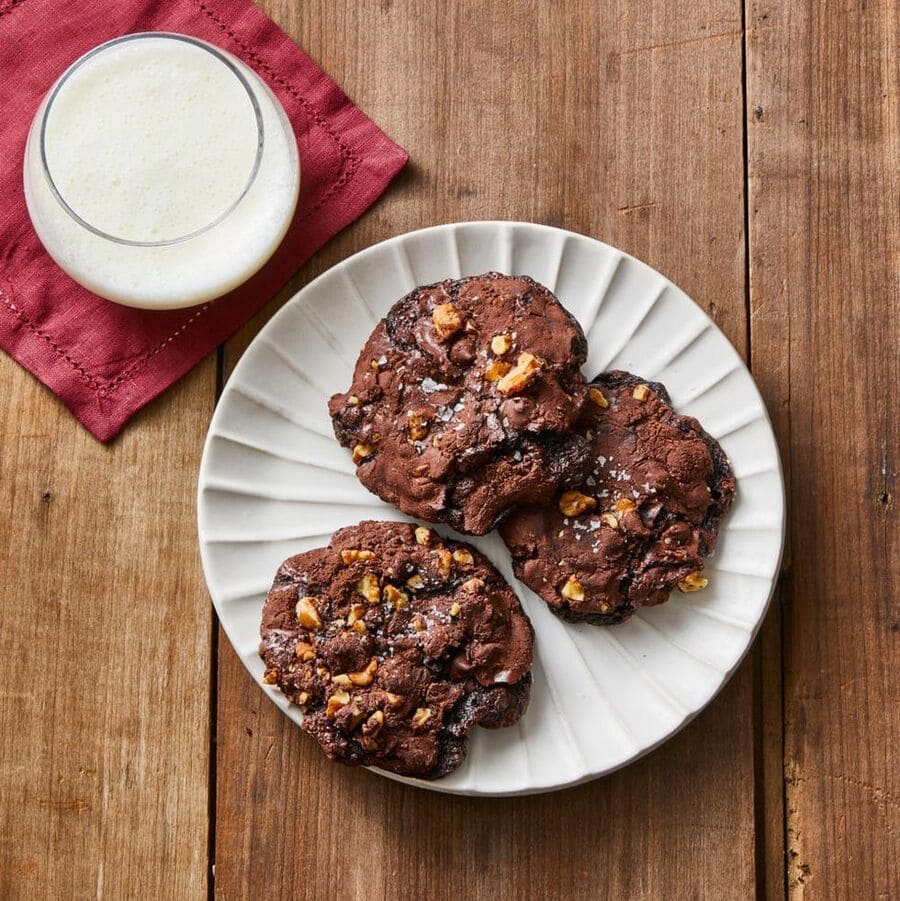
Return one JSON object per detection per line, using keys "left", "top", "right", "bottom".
{"left": 2, "top": 1, "right": 897, "bottom": 898}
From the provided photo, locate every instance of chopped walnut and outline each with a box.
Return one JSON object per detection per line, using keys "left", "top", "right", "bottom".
{"left": 434, "top": 549, "right": 453, "bottom": 579}
{"left": 352, "top": 443, "right": 374, "bottom": 464}
{"left": 262, "top": 670, "right": 278, "bottom": 685}
{"left": 356, "top": 573, "right": 381, "bottom": 604}
{"left": 340, "top": 548, "right": 376, "bottom": 564}
{"left": 365, "top": 710, "right": 384, "bottom": 736}
{"left": 601, "top": 513, "right": 619, "bottom": 530}
{"left": 351, "top": 620, "right": 367, "bottom": 634}
{"left": 384, "top": 692, "right": 404, "bottom": 708}
{"left": 452, "top": 548, "right": 474, "bottom": 565}
{"left": 406, "top": 573, "right": 425, "bottom": 590}
{"left": 561, "top": 575, "right": 585, "bottom": 603}
{"left": 414, "top": 526, "right": 433, "bottom": 546}
{"left": 678, "top": 572, "right": 709, "bottom": 592}
{"left": 588, "top": 387, "right": 609, "bottom": 408}
{"left": 461, "top": 578, "right": 485, "bottom": 592}
{"left": 383, "top": 584, "right": 409, "bottom": 610}
{"left": 496, "top": 352, "right": 542, "bottom": 395}
{"left": 412, "top": 707, "right": 432, "bottom": 728}
{"left": 294, "top": 641, "right": 316, "bottom": 662}
{"left": 613, "top": 498, "right": 636, "bottom": 514}
{"left": 449, "top": 602, "right": 462, "bottom": 617}
{"left": 326, "top": 690, "right": 351, "bottom": 717}
{"left": 331, "top": 673, "right": 352, "bottom": 687}
{"left": 407, "top": 413, "right": 429, "bottom": 441}
{"left": 347, "top": 603, "right": 366, "bottom": 626}
{"left": 558, "top": 491, "right": 597, "bottom": 517}
{"left": 297, "top": 691, "right": 309, "bottom": 706}
{"left": 484, "top": 360, "right": 512, "bottom": 382}
{"left": 347, "top": 395, "right": 360, "bottom": 406}
{"left": 432, "top": 303, "right": 463, "bottom": 339}
{"left": 632, "top": 384, "right": 651, "bottom": 402}
{"left": 490, "top": 333, "right": 512, "bottom": 355}
{"left": 349, "top": 658, "right": 378, "bottom": 687}
{"left": 413, "top": 463, "right": 429, "bottom": 477}
{"left": 412, "top": 616, "right": 426, "bottom": 632}
{"left": 295, "top": 596, "right": 322, "bottom": 630}
{"left": 346, "top": 705, "right": 366, "bottom": 731}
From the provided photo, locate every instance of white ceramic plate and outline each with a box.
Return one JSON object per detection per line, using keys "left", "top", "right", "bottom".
{"left": 198, "top": 221, "right": 784, "bottom": 796}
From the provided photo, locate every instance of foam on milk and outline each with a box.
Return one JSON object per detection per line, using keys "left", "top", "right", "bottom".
{"left": 24, "top": 33, "right": 299, "bottom": 309}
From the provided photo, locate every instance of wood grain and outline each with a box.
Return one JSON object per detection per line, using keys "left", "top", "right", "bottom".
{"left": 746, "top": 0, "right": 899, "bottom": 897}
{"left": 0, "top": 359, "right": 215, "bottom": 898}
{"left": 215, "top": 1, "right": 757, "bottom": 898}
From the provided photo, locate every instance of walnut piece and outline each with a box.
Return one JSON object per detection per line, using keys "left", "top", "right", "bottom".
{"left": 432, "top": 303, "right": 463, "bottom": 339}
{"left": 484, "top": 360, "right": 512, "bottom": 382}
{"left": 406, "top": 574, "right": 425, "bottom": 590}
{"left": 434, "top": 549, "right": 453, "bottom": 579}
{"left": 496, "top": 352, "right": 542, "bottom": 395}
{"left": 589, "top": 387, "right": 609, "bottom": 408}
{"left": 294, "top": 641, "right": 316, "bottom": 662}
{"left": 449, "top": 602, "right": 462, "bottom": 617}
{"left": 412, "top": 707, "right": 432, "bottom": 728}
{"left": 348, "top": 658, "right": 378, "bottom": 687}
{"left": 340, "top": 548, "right": 375, "bottom": 564}
{"left": 558, "top": 491, "right": 597, "bottom": 517}
{"left": 352, "top": 443, "right": 374, "bottom": 464}
{"left": 452, "top": 548, "right": 474, "bottom": 565}
{"left": 601, "top": 513, "right": 619, "bottom": 530}
{"left": 561, "top": 575, "right": 585, "bottom": 603}
{"left": 407, "top": 413, "right": 429, "bottom": 441}
{"left": 461, "top": 578, "right": 485, "bottom": 592}
{"left": 678, "top": 572, "right": 709, "bottom": 592}
{"left": 613, "top": 498, "right": 636, "bottom": 514}
{"left": 295, "top": 596, "right": 322, "bottom": 630}
{"left": 365, "top": 710, "right": 384, "bottom": 736}
{"left": 490, "top": 333, "right": 512, "bottom": 355}
{"left": 326, "top": 690, "right": 351, "bottom": 717}
{"left": 356, "top": 573, "right": 381, "bottom": 604}
{"left": 632, "top": 384, "right": 650, "bottom": 402}
{"left": 383, "top": 584, "right": 409, "bottom": 610}
{"left": 414, "top": 526, "right": 433, "bottom": 546}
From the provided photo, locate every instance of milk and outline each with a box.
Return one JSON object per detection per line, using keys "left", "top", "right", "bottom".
{"left": 24, "top": 33, "right": 300, "bottom": 309}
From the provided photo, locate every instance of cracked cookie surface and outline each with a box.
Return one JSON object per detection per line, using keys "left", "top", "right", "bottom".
{"left": 328, "top": 273, "right": 590, "bottom": 535}
{"left": 499, "top": 371, "right": 736, "bottom": 624}
{"left": 259, "top": 521, "right": 533, "bottom": 779}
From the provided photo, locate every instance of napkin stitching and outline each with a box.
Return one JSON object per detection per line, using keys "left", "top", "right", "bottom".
{"left": 0, "top": 285, "right": 215, "bottom": 396}
{"left": 2, "top": 0, "right": 369, "bottom": 399}
{"left": 1, "top": 287, "right": 103, "bottom": 391}
{"left": 0, "top": 0, "right": 27, "bottom": 21}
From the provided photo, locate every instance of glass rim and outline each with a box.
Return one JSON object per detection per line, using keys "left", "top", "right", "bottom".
{"left": 38, "top": 31, "right": 265, "bottom": 248}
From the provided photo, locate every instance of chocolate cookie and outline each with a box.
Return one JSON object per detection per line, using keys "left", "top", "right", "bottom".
{"left": 259, "top": 520, "right": 533, "bottom": 779}
{"left": 328, "top": 273, "right": 591, "bottom": 535}
{"left": 500, "top": 371, "right": 736, "bottom": 624}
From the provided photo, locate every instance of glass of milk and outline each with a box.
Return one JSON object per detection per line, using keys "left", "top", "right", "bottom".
{"left": 23, "top": 33, "right": 300, "bottom": 309}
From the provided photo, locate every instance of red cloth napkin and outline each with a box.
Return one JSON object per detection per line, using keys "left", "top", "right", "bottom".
{"left": 0, "top": 0, "right": 407, "bottom": 441}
